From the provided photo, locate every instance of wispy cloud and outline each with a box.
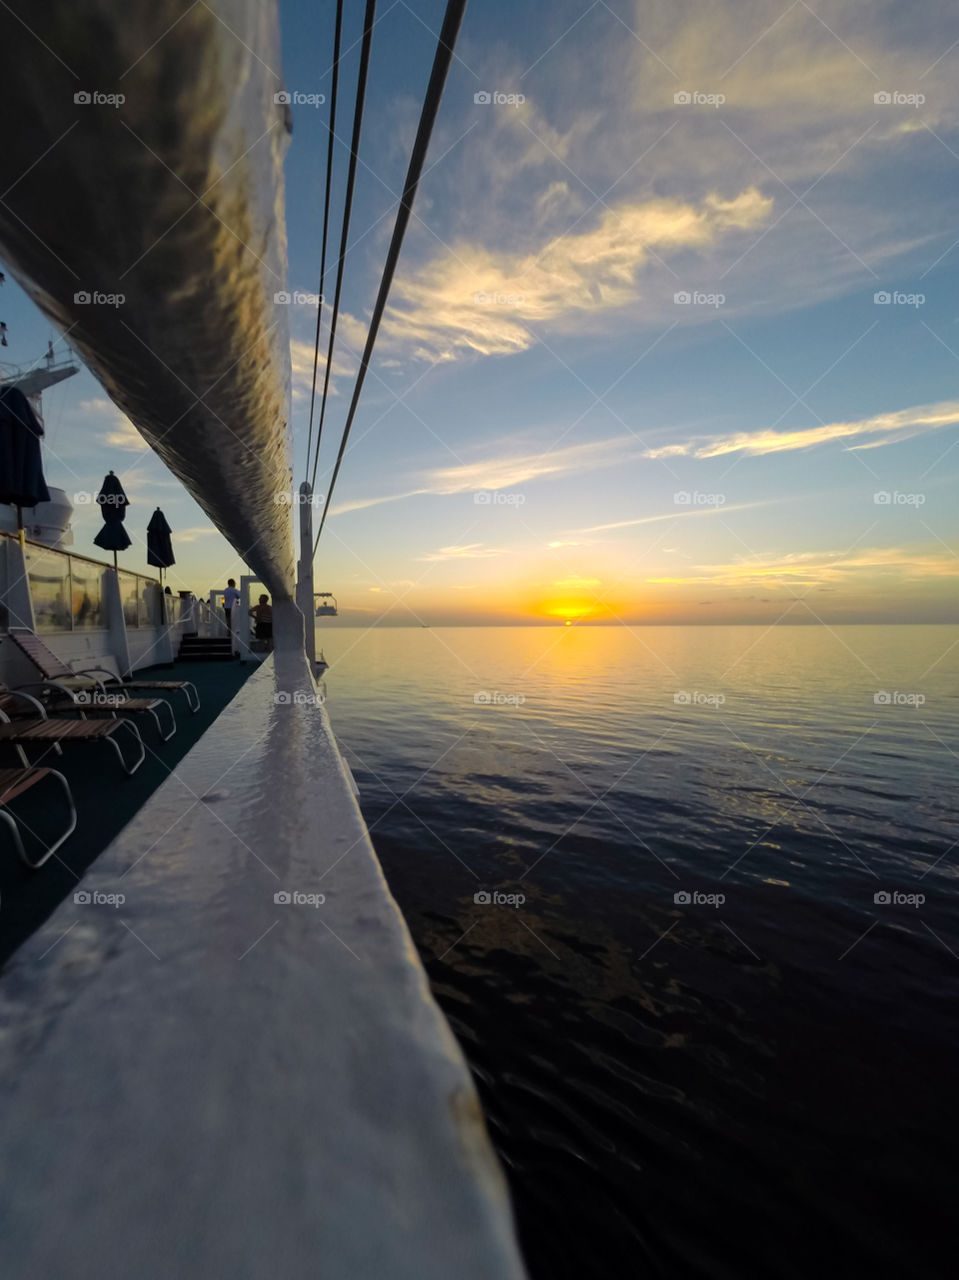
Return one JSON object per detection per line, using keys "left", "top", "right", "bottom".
{"left": 317, "top": 394, "right": 959, "bottom": 527}
{"left": 429, "top": 434, "right": 640, "bottom": 490}
{"left": 599, "top": 399, "right": 959, "bottom": 464}
{"left": 690, "top": 400, "right": 959, "bottom": 458}
{"left": 176, "top": 526, "right": 219, "bottom": 543}
{"left": 332, "top": 434, "right": 640, "bottom": 515}
{"left": 416, "top": 543, "right": 508, "bottom": 562}
{"left": 648, "top": 546, "right": 959, "bottom": 587}
{"left": 381, "top": 188, "right": 771, "bottom": 361}
{"left": 72, "top": 398, "right": 144, "bottom": 452}
{"left": 577, "top": 497, "right": 781, "bottom": 533}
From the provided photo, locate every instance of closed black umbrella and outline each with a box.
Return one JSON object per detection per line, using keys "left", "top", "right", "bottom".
{"left": 93, "top": 469, "right": 131, "bottom": 567}
{"left": 146, "top": 507, "right": 175, "bottom": 582}
{"left": 0, "top": 384, "right": 50, "bottom": 545}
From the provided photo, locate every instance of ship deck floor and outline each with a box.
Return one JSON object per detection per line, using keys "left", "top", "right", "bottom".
{"left": 0, "top": 659, "right": 254, "bottom": 968}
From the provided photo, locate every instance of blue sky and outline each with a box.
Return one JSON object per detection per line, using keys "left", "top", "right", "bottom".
{"left": 3, "top": 0, "right": 959, "bottom": 623}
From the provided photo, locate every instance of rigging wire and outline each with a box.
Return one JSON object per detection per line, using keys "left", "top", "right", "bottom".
{"left": 313, "top": 0, "right": 468, "bottom": 556}
{"left": 304, "top": 0, "right": 344, "bottom": 482}
{"left": 308, "top": 0, "right": 378, "bottom": 492}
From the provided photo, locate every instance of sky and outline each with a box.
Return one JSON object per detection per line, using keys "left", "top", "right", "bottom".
{"left": 2, "top": 0, "right": 959, "bottom": 625}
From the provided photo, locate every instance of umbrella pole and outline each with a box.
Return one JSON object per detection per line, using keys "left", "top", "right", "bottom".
{"left": 113, "top": 550, "right": 118, "bottom": 570}
{"left": 16, "top": 505, "right": 24, "bottom": 549}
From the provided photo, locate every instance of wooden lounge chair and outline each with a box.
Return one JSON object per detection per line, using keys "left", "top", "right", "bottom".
{"left": 41, "top": 688, "right": 176, "bottom": 743}
{"left": 0, "top": 691, "right": 145, "bottom": 776}
{"left": 5, "top": 677, "right": 176, "bottom": 745}
{"left": 0, "top": 766, "right": 77, "bottom": 868}
{"left": 75, "top": 665, "right": 199, "bottom": 714}
{"left": 3, "top": 629, "right": 200, "bottom": 713}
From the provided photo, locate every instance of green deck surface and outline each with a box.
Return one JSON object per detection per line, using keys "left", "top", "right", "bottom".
{"left": 0, "top": 660, "right": 254, "bottom": 968}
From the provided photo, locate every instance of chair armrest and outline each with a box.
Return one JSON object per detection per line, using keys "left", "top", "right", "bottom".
{"left": 74, "top": 667, "right": 122, "bottom": 686}
{"left": 3, "top": 687, "right": 49, "bottom": 718}
{"left": 36, "top": 673, "right": 108, "bottom": 695}
{"left": 14, "top": 679, "right": 96, "bottom": 707}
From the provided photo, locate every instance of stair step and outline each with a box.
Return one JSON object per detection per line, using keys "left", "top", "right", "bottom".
{"left": 177, "top": 636, "right": 236, "bottom": 663}
{"left": 177, "top": 655, "right": 236, "bottom": 662}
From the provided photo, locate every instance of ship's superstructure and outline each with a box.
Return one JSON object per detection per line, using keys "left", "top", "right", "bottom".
{"left": 0, "top": 355, "right": 79, "bottom": 548}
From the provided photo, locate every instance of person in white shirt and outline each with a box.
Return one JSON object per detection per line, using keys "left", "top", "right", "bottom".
{"left": 223, "top": 579, "right": 241, "bottom": 642}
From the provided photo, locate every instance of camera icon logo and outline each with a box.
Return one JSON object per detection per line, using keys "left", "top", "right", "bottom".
{"left": 274, "top": 890, "right": 292, "bottom": 904}
{"left": 474, "top": 891, "right": 492, "bottom": 904}
{"left": 474, "top": 490, "right": 491, "bottom": 504}
{"left": 673, "top": 290, "right": 691, "bottom": 304}
{"left": 273, "top": 491, "right": 292, "bottom": 505}
{"left": 873, "top": 890, "right": 891, "bottom": 904}
{"left": 874, "top": 691, "right": 891, "bottom": 704}
{"left": 74, "top": 890, "right": 91, "bottom": 904}
{"left": 273, "top": 691, "right": 292, "bottom": 705}
{"left": 473, "top": 691, "right": 492, "bottom": 704}
{"left": 673, "top": 491, "right": 691, "bottom": 504}
{"left": 274, "top": 290, "right": 291, "bottom": 304}
{"left": 274, "top": 91, "right": 292, "bottom": 105}
{"left": 674, "top": 90, "right": 692, "bottom": 105}
{"left": 874, "top": 91, "right": 891, "bottom": 105}
{"left": 873, "top": 291, "right": 891, "bottom": 304}
{"left": 673, "top": 691, "right": 692, "bottom": 704}
{"left": 873, "top": 491, "right": 891, "bottom": 504}
{"left": 673, "top": 890, "right": 691, "bottom": 904}
{"left": 73, "top": 490, "right": 92, "bottom": 504}
{"left": 474, "top": 91, "right": 491, "bottom": 105}
{"left": 74, "top": 291, "right": 91, "bottom": 305}
{"left": 74, "top": 91, "right": 91, "bottom": 105}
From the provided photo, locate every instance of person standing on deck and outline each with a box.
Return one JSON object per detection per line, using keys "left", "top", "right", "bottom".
{"left": 249, "top": 594, "right": 273, "bottom": 651}
{"left": 223, "top": 578, "right": 240, "bottom": 646}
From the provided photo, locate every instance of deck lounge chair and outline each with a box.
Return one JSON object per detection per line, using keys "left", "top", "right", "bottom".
{"left": 0, "top": 690, "right": 145, "bottom": 776}
{"left": 41, "top": 688, "right": 176, "bottom": 743}
{"left": 4, "top": 629, "right": 200, "bottom": 713}
{"left": 0, "top": 766, "right": 77, "bottom": 868}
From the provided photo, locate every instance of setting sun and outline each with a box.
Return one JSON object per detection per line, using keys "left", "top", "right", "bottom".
{"left": 527, "top": 597, "right": 621, "bottom": 623}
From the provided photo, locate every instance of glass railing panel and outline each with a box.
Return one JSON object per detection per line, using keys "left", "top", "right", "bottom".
{"left": 138, "top": 577, "right": 162, "bottom": 627}
{"left": 24, "top": 542, "right": 73, "bottom": 632}
{"left": 118, "top": 570, "right": 140, "bottom": 628}
{"left": 70, "top": 559, "right": 103, "bottom": 629}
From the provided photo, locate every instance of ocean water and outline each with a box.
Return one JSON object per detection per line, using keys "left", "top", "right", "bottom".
{"left": 319, "top": 625, "right": 958, "bottom": 1280}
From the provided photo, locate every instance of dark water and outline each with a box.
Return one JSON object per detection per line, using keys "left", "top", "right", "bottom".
{"left": 320, "top": 625, "right": 958, "bottom": 1279}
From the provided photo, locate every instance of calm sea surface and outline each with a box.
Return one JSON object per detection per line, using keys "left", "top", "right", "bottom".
{"left": 319, "top": 625, "right": 958, "bottom": 1280}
